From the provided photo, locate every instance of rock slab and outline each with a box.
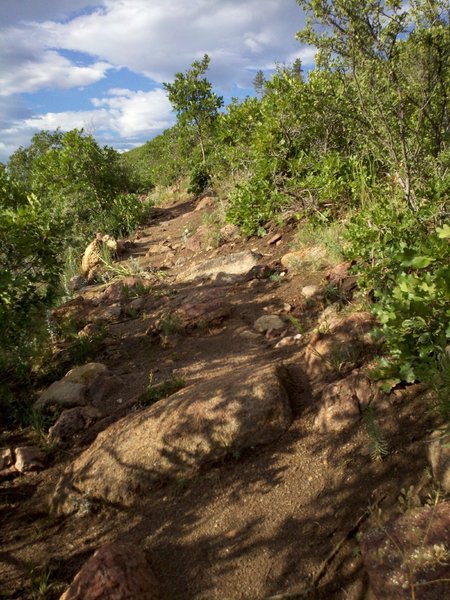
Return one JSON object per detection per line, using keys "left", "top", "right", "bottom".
{"left": 179, "top": 251, "right": 260, "bottom": 282}
{"left": 53, "top": 364, "right": 292, "bottom": 512}
{"left": 59, "top": 542, "right": 159, "bottom": 600}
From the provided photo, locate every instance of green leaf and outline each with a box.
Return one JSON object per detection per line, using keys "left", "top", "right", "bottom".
{"left": 436, "top": 224, "right": 450, "bottom": 239}
{"left": 401, "top": 255, "right": 434, "bottom": 269}
{"left": 380, "top": 378, "right": 401, "bottom": 393}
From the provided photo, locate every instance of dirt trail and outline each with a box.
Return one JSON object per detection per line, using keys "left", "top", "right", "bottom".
{"left": 0, "top": 194, "right": 438, "bottom": 599}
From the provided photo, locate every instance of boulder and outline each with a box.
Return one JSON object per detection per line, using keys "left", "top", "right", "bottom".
{"left": 59, "top": 542, "right": 160, "bottom": 600}
{"left": 428, "top": 428, "right": 450, "bottom": 492}
{"left": 314, "top": 371, "right": 381, "bottom": 433}
{"left": 52, "top": 364, "right": 292, "bottom": 511}
{"left": 14, "top": 446, "right": 46, "bottom": 473}
{"left": 81, "top": 234, "right": 124, "bottom": 280}
{"left": 361, "top": 502, "right": 450, "bottom": 599}
{"left": 254, "top": 315, "right": 285, "bottom": 333}
{"left": 184, "top": 228, "right": 205, "bottom": 252}
{"left": 65, "top": 363, "right": 109, "bottom": 385}
{"left": 304, "top": 312, "right": 376, "bottom": 393}
{"left": 35, "top": 380, "right": 87, "bottom": 412}
{"left": 93, "top": 303, "right": 122, "bottom": 322}
{"left": 35, "top": 363, "right": 117, "bottom": 412}
{"left": 179, "top": 251, "right": 260, "bottom": 282}
{"left": 48, "top": 407, "right": 102, "bottom": 443}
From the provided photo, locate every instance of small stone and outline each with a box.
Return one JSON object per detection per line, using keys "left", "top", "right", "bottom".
{"left": 147, "top": 244, "right": 170, "bottom": 255}
{"left": 0, "top": 448, "right": 13, "bottom": 470}
{"left": 267, "top": 233, "right": 282, "bottom": 245}
{"left": 220, "top": 224, "right": 241, "bottom": 243}
{"left": 274, "top": 334, "right": 302, "bottom": 349}
{"left": 254, "top": 315, "right": 285, "bottom": 333}
{"left": 14, "top": 446, "right": 46, "bottom": 473}
{"left": 301, "top": 285, "right": 320, "bottom": 299}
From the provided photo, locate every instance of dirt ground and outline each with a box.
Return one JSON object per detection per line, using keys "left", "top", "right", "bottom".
{"left": 0, "top": 193, "right": 445, "bottom": 599}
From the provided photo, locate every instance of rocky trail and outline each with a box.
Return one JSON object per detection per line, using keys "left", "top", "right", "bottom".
{"left": 1, "top": 193, "right": 449, "bottom": 600}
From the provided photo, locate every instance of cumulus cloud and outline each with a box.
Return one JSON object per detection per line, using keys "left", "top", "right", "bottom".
{"left": 0, "top": 88, "right": 174, "bottom": 162}
{"left": 4, "top": 0, "right": 307, "bottom": 93}
{"left": 0, "top": 0, "right": 311, "bottom": 160}
{"left": 0, "top": 25, "right": 111, "bottom": 96}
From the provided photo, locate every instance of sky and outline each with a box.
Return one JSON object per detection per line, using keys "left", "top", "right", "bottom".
{"left": 0, "top": 0, "right": 312, "bottom": 163}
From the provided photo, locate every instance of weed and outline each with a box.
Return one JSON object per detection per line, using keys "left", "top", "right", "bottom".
{"left": 363, "top": 405, "right": 389, "bottom": 461}
{"left": 27, "top": 408, "right": 55, "bottom": 442}
{"left": 138, "top": 371, "right": 186, "bottom": 407}
{"left": 28, "top": 565, "right": 55, "bottom": 600}
{"left": 159, "top": 313, "right": 183, "bottom": 336}
{"left": 201, "top": 209, "right": 224, "bottom": 248}
{"left": 287, "top": 315, "right": 304, "bottom": 335}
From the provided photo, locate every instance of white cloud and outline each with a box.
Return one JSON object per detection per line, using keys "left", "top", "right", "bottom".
{"left": 0, "top": 88, "right": 174, "bottom": 162}
{"left": 0, "top": 1, "right": 311, "bottom": 161}
{"left": 0, "top": 26, "right": 112, "bottom": 96}
{"left": 13, "top": 1, "right": 307, "bottom": 90}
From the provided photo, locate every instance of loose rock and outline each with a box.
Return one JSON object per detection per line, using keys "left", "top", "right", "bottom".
{"left": 0, "top": 448, "right": 14, "bottom": 471}
{"left": 220, "top": 224, "right": 241, "bottom": 243}
{"left": 59, "top": 542, "right": 160, "bottom": 600}
{"left": 254, "top": 315, "right": 285, "bottom": 333}
{"left": 14, "top": 446, "right": 46, "bottom": 473}
{"left": 301, "top": 285, "right": 320, "bottom": 299}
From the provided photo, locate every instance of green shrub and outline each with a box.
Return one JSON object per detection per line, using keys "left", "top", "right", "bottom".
{"left": 346, "top": 201, "right": 450, "bottom": 384}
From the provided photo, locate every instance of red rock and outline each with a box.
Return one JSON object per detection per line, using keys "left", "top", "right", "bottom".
{"left": 59, "top": 542, "right": 160, "bottom": 600}
{"left": 174, "top": 298, "right": 231, "bottom": 328}
{"left": 314, "top": 371, "right": 381, "bottom": 432}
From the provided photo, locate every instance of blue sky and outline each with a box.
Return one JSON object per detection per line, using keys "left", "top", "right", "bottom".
{"left": 0, "top": 0, "right": 313, "bottom": 162}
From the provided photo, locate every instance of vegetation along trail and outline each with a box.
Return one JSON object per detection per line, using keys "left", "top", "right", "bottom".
{"left": 1, "top": 1, "right": 449, "bottom": 598}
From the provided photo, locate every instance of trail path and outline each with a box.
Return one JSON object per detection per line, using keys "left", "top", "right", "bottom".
{"left": 0, "top": 194, "right": 438, "bottom": 600}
